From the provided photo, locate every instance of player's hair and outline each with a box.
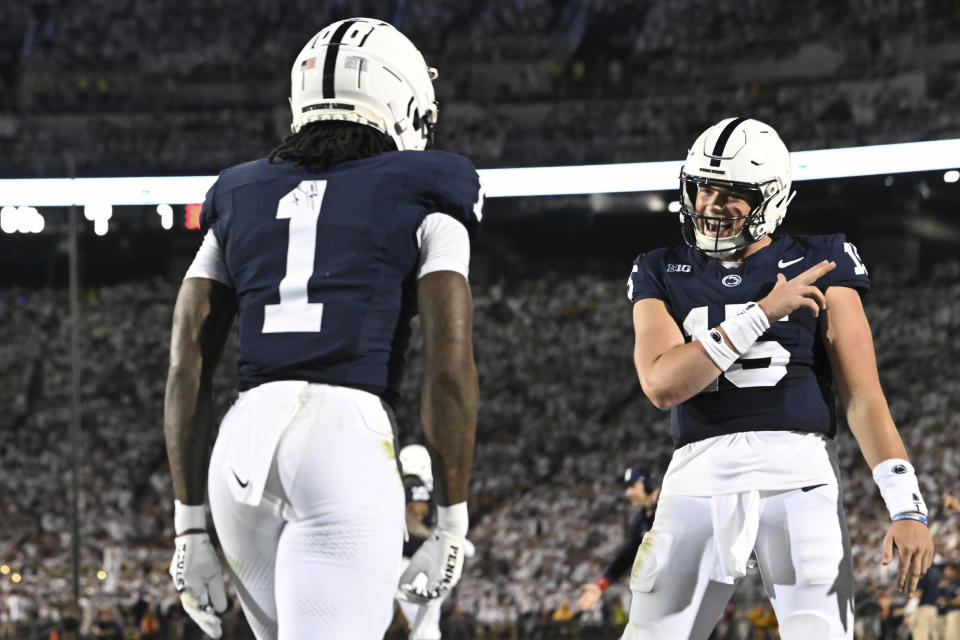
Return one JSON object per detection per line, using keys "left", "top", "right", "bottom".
{"left": 268, "top": 121, "right": 397, "bottom": 172}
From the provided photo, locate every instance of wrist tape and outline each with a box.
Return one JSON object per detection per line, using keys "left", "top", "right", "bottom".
{"left": 437, "top": 502, "right": 469, "bottom": 537}
{"left": 719, "top": 303, "right": 770, "bottom": 354}
{"left": 174, "top": 500, "right": 207, "bottom": 535}
{"left": 872, "top": 459, "right": 928, "bottom": 519}
{"left": 695, "top": 328, "right": 740, "bottom": 372}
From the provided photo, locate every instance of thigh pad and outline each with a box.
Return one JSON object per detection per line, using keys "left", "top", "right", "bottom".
{"left": 784, "top": 485, "right": 844, "bottom": 587}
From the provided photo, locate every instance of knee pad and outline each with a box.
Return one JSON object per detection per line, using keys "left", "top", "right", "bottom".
{"left": 779, "top": 610, "right": 835, "bottom": 639}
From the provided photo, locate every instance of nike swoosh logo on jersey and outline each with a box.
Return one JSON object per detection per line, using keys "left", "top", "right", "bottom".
{"left": 800, "top": 483, "right": 827, "bottom": 492}
{"left": 778, "top": 257, "right": 804, "bottom": 268}
{"left": 232, "top": 470, "right": 250, "bottom": 488}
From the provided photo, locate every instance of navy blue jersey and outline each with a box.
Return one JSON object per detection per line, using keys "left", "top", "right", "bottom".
{"left": 941, "top": 580, "right": 960, "bottom": 613}
{"left": 403, "top": 476, "right": 435, "bottom": 557}
{"left": 199, "top": 150, "right": 482, "bottom": 401}
{"left": 627, "top": 234, "right": 870, "bottom": 447}
{"left": 917, "top": 567, "right": 941, "bottom": 606}
{"left": 603, "top": 506, "right": 654, "bottom": 584}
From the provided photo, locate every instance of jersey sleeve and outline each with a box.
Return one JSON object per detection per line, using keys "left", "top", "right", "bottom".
{"left": 603, "top": 511, "right": 649, "bottom": 583}
{"left": 417, "top": 212, "right": 470, "bottom": 279}
{"left": 183, "top": 229, "right": 234, "bottom": 288}
{"left": 627, "top": 252, "right": 669, "bottom": 304}
{"left": 820, "top": 234, "right": 871, "bottom": 292}
{"left": 425, "top": 153, "right": 483, "bottom": 238}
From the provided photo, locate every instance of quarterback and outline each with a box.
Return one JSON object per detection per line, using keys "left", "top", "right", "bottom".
{"left": 163, "top": 19, "right": 481, "bottom": 639}
{"left": 623, "top": 117, "right": 933, "bottom": 639}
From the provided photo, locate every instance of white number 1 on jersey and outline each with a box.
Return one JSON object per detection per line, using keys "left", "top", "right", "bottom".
{"left": 262, "top": 180, "right": 327, "bottom": 333}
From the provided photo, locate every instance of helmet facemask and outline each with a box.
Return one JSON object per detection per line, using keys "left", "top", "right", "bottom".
{"left": 679, "top": 173, "right": 784, "bottom": 258}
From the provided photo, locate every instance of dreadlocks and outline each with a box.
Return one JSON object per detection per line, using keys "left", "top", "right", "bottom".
{"left": 269, "top": 121, "right": 397, "bottom": 172}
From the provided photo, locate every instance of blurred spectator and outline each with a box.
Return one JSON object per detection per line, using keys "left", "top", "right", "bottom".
{"left": 938, "top": 565, "right": 960, "bottom": 638}
{"left": 138, "top": 604, "right": 161, "bottom": 640}
{"left": 943, "top": 493, "right": 960, "bottom": 515}
{"left": 551, "top": 599, "right": 575, "bottom": 622}
{"left": 913, "top": 565, "right": 942, "bottom": 639}
{"left": 855, "top": 581, "right": 883, "bottom": 640}
{"left": 746, "top": 603, "right": 778, "bottom": 640}
{"left": 90, "top": 605, "right": 122, "bottom": 640}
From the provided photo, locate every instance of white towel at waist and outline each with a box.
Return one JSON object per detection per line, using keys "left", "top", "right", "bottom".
{"left": 709, "top": 490, "right": 761, "bottom": 584}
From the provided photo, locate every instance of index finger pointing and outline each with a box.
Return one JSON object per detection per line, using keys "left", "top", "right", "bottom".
{"left": 793, "top": 260, "right": 836, "bottom": 284}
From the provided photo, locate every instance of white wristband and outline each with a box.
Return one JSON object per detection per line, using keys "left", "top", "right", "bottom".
{"left": 437, "top": 502, "right": 469, "bottom": 537}
{"left": 719, "top": 302, "right": 770, "bottom": 354}
{"left": 872, "top": 459, "right": 928, "bottom": 519}
{"left": 694, "top": 328, "right": 739, "bottom": 372}
{"left": 174, "top": 500, "right": 207, "bottom": 535}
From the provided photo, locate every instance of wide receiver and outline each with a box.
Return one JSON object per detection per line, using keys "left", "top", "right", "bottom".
{"left": 164, "top": 18, "right": 480, "bottom": 639}
{"left": 623, "top": 117, "right": 933, "bottom": 639}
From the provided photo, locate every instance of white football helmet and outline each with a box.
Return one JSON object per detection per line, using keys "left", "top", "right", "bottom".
{"left": 679, "top": 117, "right": 796, "bottom": 257}
{"left": 290, "top": 18, "right": 438, "bottom": 151}
{"left": 399, "top": 444, "right": 433, "bottom": 490}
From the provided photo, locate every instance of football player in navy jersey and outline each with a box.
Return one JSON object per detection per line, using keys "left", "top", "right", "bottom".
{"left": 163, "top": 19, "right": 481, "bottom": 640}
{"left": 622, "top": 118, "right": 933, "bottom": 639}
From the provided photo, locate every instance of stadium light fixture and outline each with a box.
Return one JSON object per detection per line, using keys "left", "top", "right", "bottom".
{"left": 84, "top": 203, "right": 112, "bottom": 236}
{"left": 1, "top": 139, "right": 959, "bottom": 205}
{"left": 0, "top": 206, "right": 44, "bottom": 233}
{"left": 944, "top": 170, "right": 959, "bottom": 183}
{"left": 0, "top": 206, "right": 14, "bottom": 234}
{"left": 156, "top": 203, "right": 174, "bottom": 229}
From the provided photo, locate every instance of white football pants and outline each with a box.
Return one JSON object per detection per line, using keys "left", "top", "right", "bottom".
{"left": 622, "top": 485, "right": 854, "bottom": 640}
{"left": 208, "top": 382, "right": 405, "bottom": 640}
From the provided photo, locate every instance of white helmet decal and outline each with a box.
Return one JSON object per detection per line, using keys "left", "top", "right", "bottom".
{"left": 678, "top": 117, "right": 796, "bottom": 257}
{"left": 290, "top": 18, "right": 438, "bottom": 151}
{"left": 399, "top": 444, "right": 433, "bottom": 490}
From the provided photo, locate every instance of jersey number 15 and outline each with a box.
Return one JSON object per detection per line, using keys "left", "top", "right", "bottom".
{"left": 682, "top": 305, "right": 790, "bottom": 392}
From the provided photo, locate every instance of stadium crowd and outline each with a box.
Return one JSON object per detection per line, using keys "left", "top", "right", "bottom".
{"left": 1, "top": 0, "right": 960, "bottom": 175}
{"left": 1, "top": 253, "right": 959, "bottom": 639}
{"left": 2, "top": 1, "right": 960, "bottom": 638}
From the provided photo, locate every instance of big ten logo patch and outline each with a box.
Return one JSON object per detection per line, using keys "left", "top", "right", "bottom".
{"left": 666, "top": 264, "right": 691, "bottom": 273}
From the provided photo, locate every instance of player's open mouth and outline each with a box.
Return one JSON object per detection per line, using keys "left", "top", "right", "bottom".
{"left": 702, "top": 218, "right": 735, "bottom": 236}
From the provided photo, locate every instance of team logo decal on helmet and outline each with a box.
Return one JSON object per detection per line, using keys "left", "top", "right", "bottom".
{"left": 678, "top": 117, "right": 796, "bottom": 257}
{"left": 290, "top": 18, "right": 439, "bottom": 151}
